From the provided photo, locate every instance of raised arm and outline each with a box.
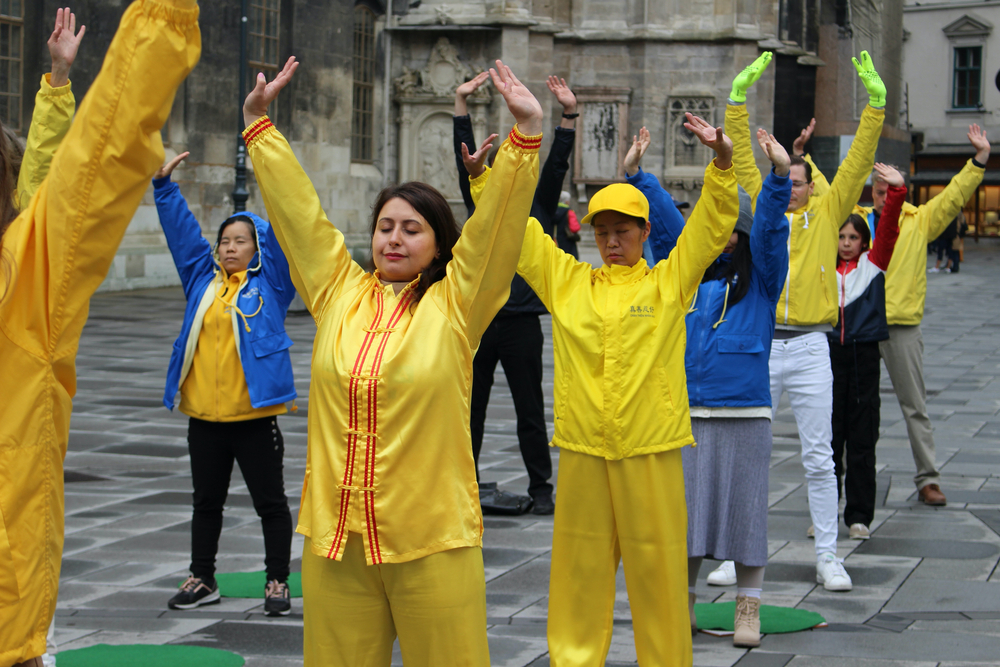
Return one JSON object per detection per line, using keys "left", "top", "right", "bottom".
{"left": 725, "top": 52, "right": 771, "bottom": 207}
{"left": 516, "top": 216, "right": 587, "bottom": 313}
{"left": 453, "top": 71, "right": 488, "bottom": 217}
{"left": 924, "top": 124, "right": 989, "bottom": 240}
{"left": 867, "top": 164, "right": 904, "bottom": 270}
{"left": 657, "top": 117, "right": 739, "bottom": 306}
{"left": 15, "top": 8, "right": 85, "bottom": 210}
{"left": 750, "top": 129, "right": 792, "bottom": 303}
{"left": 1, "top": 0, "right": 200, "bottom": 358}
{"left": 532, "top": 76, "right": 577, "bottom": 221}
{"left": 242, "top": 57, "right": 366, "bottom": 318}
{"left": 152, "top": 152, "right": 215, "bottom": 300}
{"left": 440, "top": 61, "right": 543, "bottom": 345}
{"left": 624, "top": 127, "right": 684, "bottom": 262}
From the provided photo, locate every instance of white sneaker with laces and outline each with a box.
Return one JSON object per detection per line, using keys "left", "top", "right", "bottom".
{"left": 806, "top": 524, "right": 814, "bottom": 538}
{"left": 849, "top": 523, "right": 870, "bottom": 540}
{"left": 928, "top": 267, "right": 940, "bottom": 273}
{"left": 816, "top": 553, "right": 853, "bottom": 591}
{"left": 706, "top": 560, "right": 737, "bottom": 586}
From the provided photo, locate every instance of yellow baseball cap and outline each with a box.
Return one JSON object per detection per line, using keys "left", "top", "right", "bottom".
{"left": 580, "top": 183, "right": 650, "bottom": 226}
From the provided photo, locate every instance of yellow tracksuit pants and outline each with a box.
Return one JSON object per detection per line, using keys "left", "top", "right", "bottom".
{"left": 548, "top": 449, "right": 691, "bottom": 667}
{"left": 302, "top": 534, "right": 490, "bottom": 667}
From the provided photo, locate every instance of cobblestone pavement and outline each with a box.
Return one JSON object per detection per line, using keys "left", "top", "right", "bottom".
{"left": 53, "top": 241, "right": 1000, "bottom": 666}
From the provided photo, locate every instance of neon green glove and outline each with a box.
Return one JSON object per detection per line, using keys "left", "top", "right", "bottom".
{"left": 730, "top": 52, "right": 772, "bottom": 104}
{"left": 852, "top": 50, "right": 886, "bottom": 108}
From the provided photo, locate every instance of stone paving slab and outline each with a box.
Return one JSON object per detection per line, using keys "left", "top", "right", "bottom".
{"left": 46, "top": 242, "right": 1000, "bottom": 664}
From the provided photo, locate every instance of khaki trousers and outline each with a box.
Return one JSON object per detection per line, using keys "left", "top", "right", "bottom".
{"left": 879, "top": 324, "right": 941, "bottom": 489}
{"left": 301, "top": 534, "right": 490, "bottom": 667}
{"left": 548, "top": 449, "right": 691, "bottom": 667}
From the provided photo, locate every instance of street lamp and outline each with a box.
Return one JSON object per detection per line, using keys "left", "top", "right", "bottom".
{"left": 232, "top": 0, "right": 250, "bottom": 213}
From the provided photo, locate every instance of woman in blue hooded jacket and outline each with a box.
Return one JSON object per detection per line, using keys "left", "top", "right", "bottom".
{"left": 152, "top": 152, "right": 297, "bottom": 616}
{"left": 625, "top": 125, "right": 791, "bottom": 648}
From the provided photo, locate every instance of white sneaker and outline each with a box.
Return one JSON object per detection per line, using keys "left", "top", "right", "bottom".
{"left": 849, "top": 523, "right": 870, "bottom": 540}
{"left": 928, "top": 267, "right": 940, "bottom": 273}
{"left": 706, "top": 560, "right": 736, "bottom": 586}
{"left": 816, "top": 553, "right": 853, "bottom": 591}
{"left": 806, "top": 524, "right": 815, "bottom": 538}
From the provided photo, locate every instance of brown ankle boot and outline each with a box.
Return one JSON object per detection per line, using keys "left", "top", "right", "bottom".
{"left": 733, "top": 595, "right": 761, "bottom": 648}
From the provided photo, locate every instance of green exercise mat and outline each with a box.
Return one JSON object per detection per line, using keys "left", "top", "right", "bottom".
{"left": 694, "top": 602, "right": 825, "bottom": 634}
{"left": 56, "top": 644, "right": 244, "bottom": 667}
{"left": 178, "top": 571, "right": 302, "bottom": 598}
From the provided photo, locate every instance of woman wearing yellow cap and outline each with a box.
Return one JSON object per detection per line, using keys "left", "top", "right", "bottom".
{"left": 468, "top": 114, "right": 738, "bottom": 665}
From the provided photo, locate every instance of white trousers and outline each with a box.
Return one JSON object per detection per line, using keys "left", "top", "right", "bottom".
{"left": 769, "top": 332, "right": 839, "bottom": 556}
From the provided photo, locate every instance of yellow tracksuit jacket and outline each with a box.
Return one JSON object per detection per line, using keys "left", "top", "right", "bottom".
{"left": 471, "top": 160, "right": 737, "bottom": 459}
{"left": 243, "top": 117, "right": 540, "bottom": 565}
{"left": 726, "top": 103, "right": 884, "bottom": 327}
{"left": 15, "top": 74, "right": 76, "bottom": 211}
{"left": 0, "top": 2, "right": 200, "bottom": 664}
{"left": 810, "top": 157, "right": 984, "bottom": 326}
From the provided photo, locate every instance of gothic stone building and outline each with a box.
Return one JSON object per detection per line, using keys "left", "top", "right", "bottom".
{"left": 9, "top": 1, "right": 907, "bottom": 291}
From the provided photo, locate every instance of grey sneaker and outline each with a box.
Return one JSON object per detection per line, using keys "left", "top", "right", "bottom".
{"left": 849, "top": 523, "right": 870, "bottom": 540}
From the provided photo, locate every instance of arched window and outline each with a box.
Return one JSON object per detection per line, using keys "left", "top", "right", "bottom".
{"left": 352, "top": 6, "right": 376, "bottom": 163}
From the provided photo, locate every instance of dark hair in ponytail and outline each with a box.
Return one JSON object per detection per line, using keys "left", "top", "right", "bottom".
{"left": 701, "top": 231, "right": 752, "bottom": 308}
{"left": 0, "top": 120, "right": 25, "bottom": 303}
{"left": 368, "top": 181, "right": 461, "bottom": 306}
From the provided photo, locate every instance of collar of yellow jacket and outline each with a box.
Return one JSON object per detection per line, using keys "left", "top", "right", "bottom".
{"left": 372, "top": 270, "right": 420, "bottom": 295}
{"left": 595, "top": 259, "right": 649, "bottom": 284}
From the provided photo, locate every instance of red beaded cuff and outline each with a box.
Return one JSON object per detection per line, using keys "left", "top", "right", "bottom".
{"left": 242, "top": 116, "right": 274, "bottom": 148}
{"left": 508, "top": 125, "right": 543, "bottom": 152}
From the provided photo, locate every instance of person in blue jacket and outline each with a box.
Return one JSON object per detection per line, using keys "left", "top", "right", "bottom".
{"left": 152, "top": 152, "right": 297, "bottom": 617}
{"left": 625, "top": 125, "right": 792, "bottom": 649}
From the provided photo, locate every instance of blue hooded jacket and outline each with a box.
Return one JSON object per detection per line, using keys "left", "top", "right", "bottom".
{"left": 153, "top": 175, "right": 297, "bottom": 411}
{"left": 629, "top": 167, "right": 791, "bottom": 408}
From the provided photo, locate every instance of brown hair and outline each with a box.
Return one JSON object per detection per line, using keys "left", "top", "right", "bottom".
{"left": 368, "top": 182, "right": 461, "bottom": 305}
{"left": 789, "top": 155, "right": 812, "bottom": 183}
{"left": 0, "top": 120, "right": 24, "bottom": 303}
{"left": 841, "top": 214, "right": 871, "bottom": 252}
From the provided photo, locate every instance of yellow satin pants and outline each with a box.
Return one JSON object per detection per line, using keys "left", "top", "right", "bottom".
{"left": 302, "top": 534, "right": 490, "bottom": 667}
{"left": 548, "top": 449, "right": 691, "bottom": 667}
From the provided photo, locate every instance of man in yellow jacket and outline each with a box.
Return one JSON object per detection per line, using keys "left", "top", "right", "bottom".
{"left": 801, "top": 124, "right": 990, "bottom": 506}
{"left": 723, "top": 51, "right": 885, "bottom": 592}
{"left": 471, "top": 116, "right": 738, "bottom": 666}
{"left": 0, "top": 3, "right": 201, "bottom": 665}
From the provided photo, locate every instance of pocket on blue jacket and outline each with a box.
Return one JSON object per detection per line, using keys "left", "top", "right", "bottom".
{"left": 716, "top": 334, "right": 764, "bottom": 354}
{"left": 251, "top": 331, "right": 294, "bottom": 358}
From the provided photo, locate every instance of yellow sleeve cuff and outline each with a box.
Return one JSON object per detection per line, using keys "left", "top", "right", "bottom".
{"left": 243, "top": 116, "right": 276, "bottom": 148}
{"left": 508, "top": 125, "right": 543, "bottom": 154}
{"left": 40, "top": 73, "right": 72, "bottom": 95}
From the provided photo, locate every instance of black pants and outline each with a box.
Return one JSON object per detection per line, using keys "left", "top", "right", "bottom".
{"left": 188, "top": 416, "right": 292, "bottom": 582}
{"left": 470, "top": 314, "right": 553, "bottom": 498}
{"left": 830, "top": 341, "right": 881, "bottom": 528}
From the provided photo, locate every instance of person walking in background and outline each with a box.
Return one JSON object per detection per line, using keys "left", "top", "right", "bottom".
{"left": 626, "top": 123, "right": 792, "bottom": 648}
{"left": 553, "top": 190, "right": 581, "bottom": 258}
{"left": 804, "top": 124, "right": 990, "bottom": 506}
{"left": 0, "top": 2, "right": 200, "bottom": 664}
{"left": 829, "top": 164, "right": 905, "bottom": 541}
{"left": 242, "top": 56, "right": 543, "bottom": 666}
{"left": 454, "top": 73, "right": 578, "bottom": 515}
{"left": 710, "top": 50, "right": 887, "bottom": 593}
{"left": 473, "top": 110, "right": 738, "bottom": 666}
{"left": 153, "top": 153, "right": 296, "bottom": 616}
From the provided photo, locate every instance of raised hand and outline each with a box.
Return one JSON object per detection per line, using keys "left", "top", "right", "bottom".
{"left": 461, "top": 133, "right": 499, "bottom": 179}
{"left": 873, "top": 162, "right": 904, "bottom": 188}
{"left": 154, "top": 152, "right": 190, "bottom": 180}
{"left": 456, "top": 71, "right": 489, "bottom": 100}
{"left": 489, "top": 60, "right": 543, "bottom": 137}
{"left": 792, "top": 118, "right": 816, "bottom": 157}
{"left": 244, "top": 56, "right": 299, "bottom": 127}
{"left": 684, "top": 113, "right": 733, "bottom": 170}
{"left": 968, "top": 123, "right": 991, "bottom": 163}
{"left": 546, "top": 76, "right": 577, "bottom": 113}
{"left": 757, "top": 128, "right": 790, "bottom": 177}
{"left": 48, "top": 7, "right": 86, "bottom": 88}
{"left": 730, "top": 52, "right": 772, "bottom": 104}
{"left": 852, "top": 50, "right": 886, "bottom": 108}
{"left": 624, "top": 126, "right": 651, "bottom": 177}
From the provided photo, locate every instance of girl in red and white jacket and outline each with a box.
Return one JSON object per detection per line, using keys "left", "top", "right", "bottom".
{"left": 829, "top": 163, "right": 905, "bottom": 540}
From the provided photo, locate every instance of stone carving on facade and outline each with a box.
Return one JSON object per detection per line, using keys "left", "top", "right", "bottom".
{"left": 666, "top": 97, "right": 714, "bottom": 175}
{"left": 572, "top": 86, "right": 631, "bottom": 185}
{"left": 395, "top": 37, "right": 491, "bottom": 214}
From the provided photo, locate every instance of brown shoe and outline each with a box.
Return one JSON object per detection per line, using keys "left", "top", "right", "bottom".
{"left": 919, "top": 484, "right": 947, "bottom": 506}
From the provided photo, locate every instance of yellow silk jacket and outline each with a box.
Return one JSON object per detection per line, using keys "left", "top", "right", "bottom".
{"left": 810, "top": 157, "right": 984, "bottom": 326}
{"left": 243, "top": 117, "right": 540, "bottom": 564}
{"left": 726, "top": 103, "right": 884, "bottom": 327}
{"left": 0, "top": 2, "right": 200, "bottom": 664}
{"left": 482, "top": 160, "right": 739, "bottom": 459}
